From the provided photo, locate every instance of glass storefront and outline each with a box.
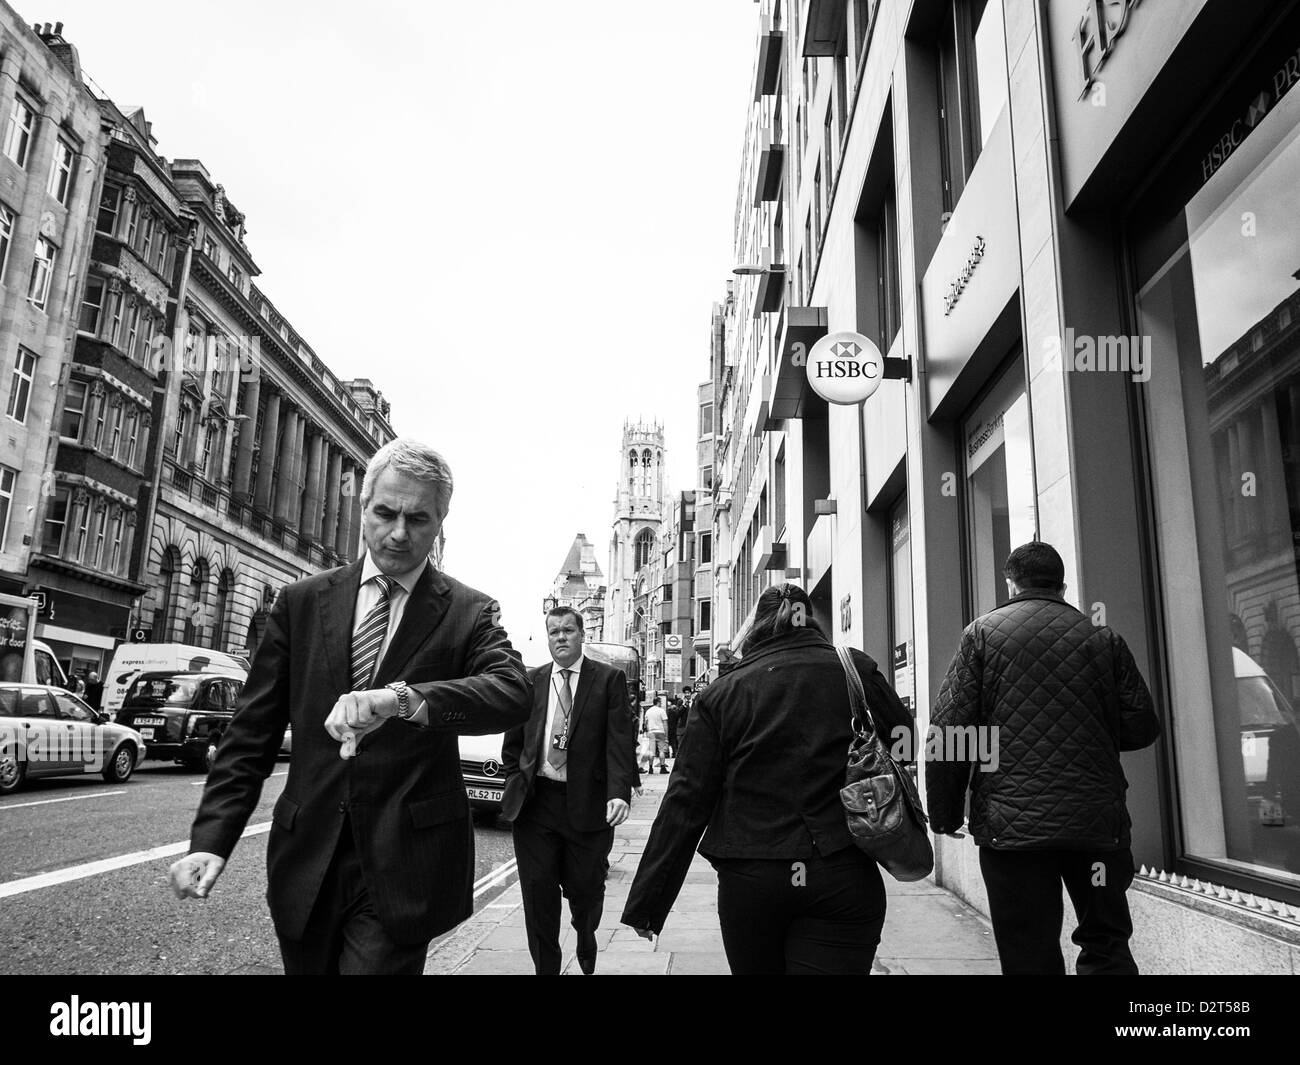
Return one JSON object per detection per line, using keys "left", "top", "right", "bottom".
{"left": 888, "top": 493, "right": 915, "bottom": 716}
{"left": 962, "top": 355, "right": 1036, "bottom": 618}
{"left": 1134, "top": 15, "right": 1300, "bottom": 886}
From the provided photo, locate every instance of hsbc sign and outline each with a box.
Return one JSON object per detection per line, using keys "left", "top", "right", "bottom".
{"left": 806, "top": 332, "right": 886, "bottom": 404}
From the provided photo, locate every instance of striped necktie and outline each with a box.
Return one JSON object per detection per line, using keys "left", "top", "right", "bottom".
{"left": 351, "top": 574, "right": 395, "bottom": 690}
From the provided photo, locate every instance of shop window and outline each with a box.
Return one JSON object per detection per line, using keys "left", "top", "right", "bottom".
{"left": 1135, "top": 71, "right": 1300, "bottom": 890}
{"left": 961, "top": 354, "right": 1036, "bottom": 617}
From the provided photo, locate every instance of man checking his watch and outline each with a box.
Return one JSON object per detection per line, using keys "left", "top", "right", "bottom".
{"left": 168, "top": 439, "right": 531, "bottom": 975}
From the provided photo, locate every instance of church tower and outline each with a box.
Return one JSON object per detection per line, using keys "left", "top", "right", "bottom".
{"left": 605, "top": 420, "right": 666, "bottom": 645}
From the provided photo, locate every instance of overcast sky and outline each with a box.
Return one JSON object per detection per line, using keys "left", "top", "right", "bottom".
{"left": 40, "top": 0, "right": 757, "bottom": 659}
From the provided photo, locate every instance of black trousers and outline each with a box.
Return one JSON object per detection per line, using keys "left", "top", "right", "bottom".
{"left": 512, "top": 779, "right": 614, "bottom": 975}
{"left": 714, "top": 848, "right": 886, "bottom": 975}
{"left": 979, "top": 845, "right": 1139, "bottom": 975}
{"left": 277, "top": 819, "right": 429, "bottom": 976}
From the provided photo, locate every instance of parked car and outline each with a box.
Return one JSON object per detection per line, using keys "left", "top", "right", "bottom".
{"left": 114, "top": 671, "right": 246, "bottom": 771}
{"left": 101, "top": 643, "right": 247, "bottom": 722}
{"left": 459, "top": 732, "right": 505, "bottom": 816}
{"left": 1236, "top": 647, "right": 1300, "bottom": 824}
{"left": 0, "top": 683, "right": 146, "bottom": 794}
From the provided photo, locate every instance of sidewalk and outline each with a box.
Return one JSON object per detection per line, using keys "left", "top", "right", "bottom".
{"left": 426, "top": 765, "right": 1001, "bottom": 975}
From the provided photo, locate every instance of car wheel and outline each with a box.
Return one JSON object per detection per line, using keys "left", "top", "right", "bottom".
{"left": 102, "top": 744, "right": 135, "bottom": 784}
{"left": 0, "top": 746, "right": 26, "bottom": 794}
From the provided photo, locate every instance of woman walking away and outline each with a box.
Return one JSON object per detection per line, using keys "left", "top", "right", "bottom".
{"left": 621, "top": 584, "right": 915, "bottom": 974}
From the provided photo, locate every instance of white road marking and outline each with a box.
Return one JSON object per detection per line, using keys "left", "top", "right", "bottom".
{"left": 0, "top": 821, "right": 272, "bottom": 900}
{"left": 473, "top": 858, "right": 518, "bottom": 897}
{"left": 0, "top": 790, "right": 127, "bottom": 812}
{"left": 191, "top": 769, "right": 288, "bottom": 786}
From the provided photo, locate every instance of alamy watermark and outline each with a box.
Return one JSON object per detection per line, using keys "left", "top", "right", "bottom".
{"left": 1, "top": 724, "right": 110, "bottom": 772}
{"left": 1044, "top": 328, "right": 1151, "bottom": 383}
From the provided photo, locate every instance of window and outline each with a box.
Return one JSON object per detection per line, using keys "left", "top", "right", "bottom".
{"left": 106, "top": 510, "right": 124, "bottom": 574}
{"left": 106, "top": 401, "right": 124, "bottom": 459}
{"left": 0, "top": 204, "right": 12, "bottom": 280}
{"left": 775, "top": 449, "right": 787, "bottom": 536}
{"left": 124, "top": 301, "right": 141, "bottom": 361}
{"left": 70, "top": 496, "right": 91, "bottom": 562}
{"left": 228, "top": 261, "right": 244, "bottom": 289}
{"left": 124, "top": 200, "right": 138, "bottom": 246}
{"left": 214, "top": 569, "right": 232, "bottom": 649}
{"left": 1133, "top": 73, "right": 1300, "bottom": 888}
{"left": 124, "top": 409, "right": 140, "bottom": 468}
{"left": 200, "top": 420, "right": 217, "bottom": 477}
{"left": 90, "top": 504, "right": 107, "bottom": 569}
{"left": 41, "top": 487, "right": 69, "bottom": 555}
{"left": 202, "top": 234, "right": 217, "bottom": 260}
{"left": 700, "top": 532, "right": 712, "bottom": 565}
{"left": 962, "top": 354, "right": 1035, "bottom": 616}
{"left": 634, "top": 529, "right": 655, "bottom": 570}
{"left": 173, "top": 403, "right": 190, "bottom": 458}
{"left": 877, "top": 189, "right": 902, "bottom": 351}
{"left": 96, "top": 186, "right": 121, "bottom": 235}
{"left": 89, "top": 389, "right": 106, "bottom": 449}
{"left": 5, "top": 348, "right": 36, "bottom": 423}
{"left": 139, "top": 210, "right": 154, "bottom": 262}
{"left": 47, "top": 138, "right": 75, "bottom": 204}
{"left": 78, "top": 276, "right": 106, "bottom": 335}
{"left": 700, "top": 599, "right": 712, "bottom": 633}
{"left": 701, "top": 465, "right": 714, "bottom": 491}
{"left": 699, "top": 402, "right": 713, "bottom": 437}
{"left": 27, "top": 236, "right": 56, "bottom": 309}
{"left": 107, "top": 292, "right": 124, "bottom": 348}
{"left": 60, "top": 379, "right": 87, "bottom": 440}
{"left": 937, "top": 0, "right": 1007, "bottom": 214}
{"left": 3, "top": 97, "right": 35, "bottom": 168}
{"left": 0, "top": 465, "right": 13, "bottom": 551}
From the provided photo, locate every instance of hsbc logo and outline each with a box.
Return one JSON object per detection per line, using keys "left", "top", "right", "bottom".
{"left": 805, "top": 331, "right": 886, "bottom": 404}
{"left": 1200, "top": 47, "right": 1300, "bottom": 183}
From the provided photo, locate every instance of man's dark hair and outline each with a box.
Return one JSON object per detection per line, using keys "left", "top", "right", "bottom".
{"left": 1003, "top": 541, "right": 1065, "bottom": 591}
{"left": 545, "top": 606, "right": 584, "bottom": 632}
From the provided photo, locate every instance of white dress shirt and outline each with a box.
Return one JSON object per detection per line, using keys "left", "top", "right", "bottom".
{"left": 354, "top": 552, "right": 430, "bottom": 725}
{"left": 538, "top": 652, "right": 583, "bottom": 783}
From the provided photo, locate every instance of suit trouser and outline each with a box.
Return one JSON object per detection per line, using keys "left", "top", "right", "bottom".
{"left": 714, "top": 849, "right": 886, "bottom": 975}
{"left": 277, "top": 818, "right": 430, "bottom": 976}
{"left": 979, "top": 845, "right": 1139, "bottom": 975}
{"left": 512, "top": 779, "right": 613, "bottom": 975}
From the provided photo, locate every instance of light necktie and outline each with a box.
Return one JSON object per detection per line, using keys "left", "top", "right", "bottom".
{"left": 351, "top": 575, "right": 395, "bottom": 690}
{"left": 547, "top": 668, "right": 574, "bottom": 772}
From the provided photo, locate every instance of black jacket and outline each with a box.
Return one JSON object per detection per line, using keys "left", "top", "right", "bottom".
{"left": 500, "top": 656, "right": 638, "bottom": 833}
{"left": 926, "top": 591, "right": 1160, "bottom": 850}
{"left": 190, "top": 561, "right": 532, "bottom": 945}
{"left": 621, "top": 629, "right": 913, "bottom": 934}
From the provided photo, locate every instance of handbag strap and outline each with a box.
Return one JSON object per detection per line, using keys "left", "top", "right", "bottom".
{"left": 836, "top": 645, "right": 876, "bottom": 740}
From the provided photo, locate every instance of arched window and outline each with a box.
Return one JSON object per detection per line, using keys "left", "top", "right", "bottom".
{"left": 213, "top": 568, "right": 234, "bottom": 650}
{"left": 184, "top": 557, "right": 211, "bottom": 644}
{"left": 634, "top": 529, "right": 654, "bottom": 570}
{"left": 629, "top": 451, "right": 637, "bottom": 468}
{"left": 156, "top": 545, "right": 183, "bottom": 639}
{"left": 642, "top": 448, "right": 652, "bottom": 467}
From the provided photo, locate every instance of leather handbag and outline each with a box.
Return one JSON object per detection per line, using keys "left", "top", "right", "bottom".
{"left": 837, "top": 646, "right": 934, "bottom": 882}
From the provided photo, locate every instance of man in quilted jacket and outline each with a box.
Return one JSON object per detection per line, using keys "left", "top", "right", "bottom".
{"left": 927, "top": 541, "right": 1161, "bottom": 974}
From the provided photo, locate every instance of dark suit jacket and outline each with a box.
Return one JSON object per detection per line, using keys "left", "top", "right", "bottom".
{"left": 500, "top": 656, "right": 637, "bottom": 833}
{"left": 188, "top": 559, "right": 531, "bottom": 945}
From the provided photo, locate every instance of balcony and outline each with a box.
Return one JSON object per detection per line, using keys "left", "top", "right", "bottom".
{"left": 751, "top": 251, "right": 787, "bottom": 318}
{"left": 770, "top": 305, "right": 828, "bottom": 421}
{"left": 802, "top": 0, "right": 847, "bottom": 57}
{"left": 754, "top": 126, "right": 784, "bottom": 203}
{"left": 752, "top": 525, "right": 788, "bottom": 574}
{"left": 753, "top": 29, "right": 783, "bottom": 101}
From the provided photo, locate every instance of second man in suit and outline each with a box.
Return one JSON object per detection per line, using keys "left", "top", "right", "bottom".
{"left": 501, "top": 607, "right": 637, "bottom": 974}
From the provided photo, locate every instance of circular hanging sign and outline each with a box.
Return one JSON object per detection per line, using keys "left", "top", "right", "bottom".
{"left": 805, "top": 331, "right": 885, "bottom": 404}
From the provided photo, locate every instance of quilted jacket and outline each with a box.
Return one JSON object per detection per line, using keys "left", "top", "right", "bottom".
{"left": 925, "top": 591, "right": 1160, "bottom": 850}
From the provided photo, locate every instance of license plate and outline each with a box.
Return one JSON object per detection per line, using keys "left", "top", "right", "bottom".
{"left": 466, "top": 787, "right": 502, "bottom": 801}
{"left": 139, "top": 727, "right": 155, "bottom": 739}
{"left": 135, "top": 718, "right": 165, "bottom": 727}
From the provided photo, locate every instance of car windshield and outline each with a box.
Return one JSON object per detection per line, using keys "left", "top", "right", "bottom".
{"left": 129, "top": 677, "right": 199, "bottom": 705}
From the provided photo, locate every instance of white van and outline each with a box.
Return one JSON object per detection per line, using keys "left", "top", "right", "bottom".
{"left": 102, "top": 643, "right": 248, "bottom": 720}
{"left": 31, "top": 640, "right": 68, "bottom": 689}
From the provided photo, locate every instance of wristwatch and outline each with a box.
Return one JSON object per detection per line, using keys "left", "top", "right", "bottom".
{"left": 386, "top": 681, "right": 414, "bottom": 719}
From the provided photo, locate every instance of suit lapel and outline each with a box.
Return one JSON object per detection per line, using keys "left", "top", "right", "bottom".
{"left": 526, "top": 663, "right": 553, "bottom": 769}
{"left": 322, "top": 560, "right": 365, "bottom": 695}
{"left": 374, "top": 563, "right": 450, "bottom": 685}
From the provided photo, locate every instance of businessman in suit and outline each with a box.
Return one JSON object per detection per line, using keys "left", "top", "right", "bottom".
{"left": 501, "top": 607, "right": 637, "bottom": 974}
{"left": 167, "top": 438, "right": 531, "bottom": 975}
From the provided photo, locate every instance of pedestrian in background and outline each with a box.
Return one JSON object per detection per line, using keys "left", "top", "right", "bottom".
{"left": 622, "top": 583, "right": 914, "bottom": 974}
{"left": 644, "top": 697, "right": 670, "bottom": 773}
{"left": 927, "top": 541, "right": 1161, "bottom": 975}
{"left": 666, "top": 698, "right": 681, "bottom": 758}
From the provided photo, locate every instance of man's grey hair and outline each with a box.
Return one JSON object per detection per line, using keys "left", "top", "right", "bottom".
{"left": 360, "top": 438, "right": 454, "bottom": 521}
